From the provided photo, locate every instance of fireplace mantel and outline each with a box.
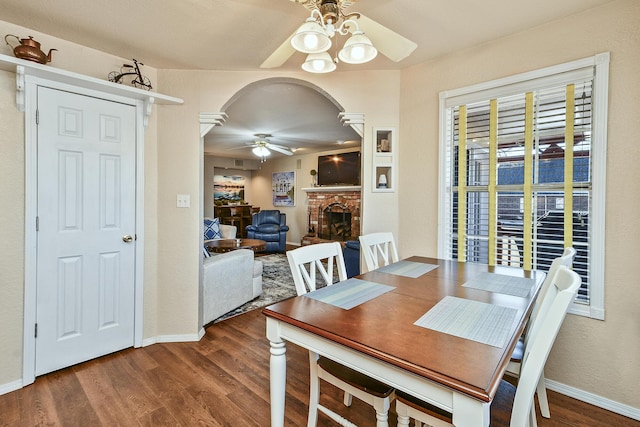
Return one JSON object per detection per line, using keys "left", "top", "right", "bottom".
{"left": 303, "top": 186, "right": 361, "bottom": 193}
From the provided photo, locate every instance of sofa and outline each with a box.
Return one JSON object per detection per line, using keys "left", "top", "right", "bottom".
{"left": 202, "top": 220, "right": 263, "bottom": 325}
{"left": 246, "top": 209, "right": 289, "bottom": 253}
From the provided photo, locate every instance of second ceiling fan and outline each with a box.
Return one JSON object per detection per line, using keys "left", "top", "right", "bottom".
{"left": 246, "top": 134, "right": 294, "bottom": 162}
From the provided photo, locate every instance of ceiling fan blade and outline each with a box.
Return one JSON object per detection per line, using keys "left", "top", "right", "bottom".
{"left": 267, "top": 143, "right": 294, "bottom": 156}
{"left": 357, "top": 14, "right": 417, "bottom": 63}
{"left": 226, "top": 145, "right": 255, "bottom": 151}
{"left": 260, "top": 31, "right": 297, "bottom": 69}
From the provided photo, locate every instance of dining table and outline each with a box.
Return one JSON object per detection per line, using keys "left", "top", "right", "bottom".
{"left": 262, "top": 256, "right": 545, "bottom": 427}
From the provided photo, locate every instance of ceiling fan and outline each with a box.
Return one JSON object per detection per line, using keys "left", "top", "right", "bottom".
{"left": 261, "top": 0, "right": 417, "bottom": 70}
{"left": 241, "top": 134, "right": 294, "bottom": 162}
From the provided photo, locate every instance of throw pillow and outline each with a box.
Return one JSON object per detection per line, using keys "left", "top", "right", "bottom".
{"left": 204, "top": 217, "right": 222, "bottom": 240}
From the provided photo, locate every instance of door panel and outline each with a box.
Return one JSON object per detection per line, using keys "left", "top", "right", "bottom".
{"left": 36, "top": 87, "right": 137, "bottom": 376}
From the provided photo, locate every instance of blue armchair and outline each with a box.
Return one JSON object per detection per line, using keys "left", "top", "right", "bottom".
{"left": 246, "top": 210, "right": 289, "bottom": 253}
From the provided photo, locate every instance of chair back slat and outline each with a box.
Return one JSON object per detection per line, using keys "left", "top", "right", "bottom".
{"left": 359, "top": 232, "right": 399, "bottom": 272}
{"left": 286, "top": 242, "right": 347, "bottom": 296}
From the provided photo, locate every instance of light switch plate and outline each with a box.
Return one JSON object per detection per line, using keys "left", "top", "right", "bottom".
{"left": 177, "top": 194, "right": 190, "bottom": 208}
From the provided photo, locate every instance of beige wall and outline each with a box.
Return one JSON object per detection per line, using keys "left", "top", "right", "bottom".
{"left": 0, "top": 69, "right": 25, "bottom": 386}
{"left": 399, "top": 0, "right": 640, "bottom": 408}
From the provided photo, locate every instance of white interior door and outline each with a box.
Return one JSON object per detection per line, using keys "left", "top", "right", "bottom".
{"left": 35, "top": 86, "right": 137, "bottom": 375}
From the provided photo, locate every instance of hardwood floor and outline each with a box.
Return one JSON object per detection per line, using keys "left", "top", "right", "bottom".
{"left": 1, "top": 309, "right": 637, "bottom": 426}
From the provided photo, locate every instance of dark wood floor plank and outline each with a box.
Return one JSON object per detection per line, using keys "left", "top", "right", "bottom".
{"left": 143, "top": 365, "right": 220, "bottom": 426}
{"left": 158, "top": 342, "right": 242, "bottom": 396}
{"left": 137, "top": 406, "right": 180, "bottom": 427}
{"left": 72, "top": 355, "right": 142, "bottom": 426}
{"left": 0, "top": 390, "right": 20, "bottom": 426}
{"left": 15, "top": 376, "right": 63, "bottom": 426}
{"left": 207, "top": 346, "right": 270, "bottom": 400}
{"left": 0, "top": 309, "right": 638, "bottom": 426}
{"left": 45, "top": 368, "right": 102, "bottom": 425}
{"left": 185, "top": 386, "right": 261, "bottom": 427}
{"left": 100, "top": 350, "right": 165, "bottom": 419}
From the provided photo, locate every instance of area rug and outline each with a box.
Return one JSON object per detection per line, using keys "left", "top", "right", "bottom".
{"left": 215, "top": 253, "right": 297, "bottom": 322}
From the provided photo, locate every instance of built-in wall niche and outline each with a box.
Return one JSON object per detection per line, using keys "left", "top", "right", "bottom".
{"left": 373, "top": 127, "right": 396, "bottom": 192}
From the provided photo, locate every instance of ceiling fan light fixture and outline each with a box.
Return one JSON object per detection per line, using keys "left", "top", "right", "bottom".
{"left": 338, "top": 31, "right": 377, "bottom": 64}
{"left": 252, "top": 146, "right": 270, "bottom": 157}
{"left": 302, "top": 52, "right": 336, "bottom": 73}
{"left": 291, "top": 17, "right": 331, "bottom": 53}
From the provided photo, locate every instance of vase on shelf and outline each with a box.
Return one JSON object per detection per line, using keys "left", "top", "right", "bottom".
{"left": 378, "top": 174, "right": 388, "bottom": 188}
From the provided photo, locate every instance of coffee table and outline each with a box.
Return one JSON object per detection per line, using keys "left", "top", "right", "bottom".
{"left": 206, "top": 238, "right": 267, "bottom": 254}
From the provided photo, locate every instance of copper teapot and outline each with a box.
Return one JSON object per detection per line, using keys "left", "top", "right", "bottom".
{"left": 5, "top": 35, "right": 56, "bottom": 64}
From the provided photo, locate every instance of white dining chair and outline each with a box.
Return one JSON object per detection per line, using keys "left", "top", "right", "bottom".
{"left": 359, "top": 232, "right": 399, "bottom": 272}
{"left": 506, "top": 246, "right": 576, "bottom": 418}
{"left": 286, "top": 242, "right": 395, "bottom": 427}
{"left": 396, "top": 265, "right": 581, "bottom": 427}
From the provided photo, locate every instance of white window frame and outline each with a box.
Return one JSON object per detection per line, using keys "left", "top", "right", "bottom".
{"left": 438, "top": 53, "right": 609, "bottom": 320}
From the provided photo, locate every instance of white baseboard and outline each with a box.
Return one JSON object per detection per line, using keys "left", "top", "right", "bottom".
{"left": 546, "top": 379, "right": 640, "bottom": 421}
{"left": 0, "top": 379, "right": 24, "bottom": 396}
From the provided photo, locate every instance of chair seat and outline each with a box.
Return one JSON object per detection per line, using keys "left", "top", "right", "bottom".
{"left": 396, "top": 379, "right": 516, "bottom": 426}
{"left": 318, "top": 357, "right": 394, "bottom": 398}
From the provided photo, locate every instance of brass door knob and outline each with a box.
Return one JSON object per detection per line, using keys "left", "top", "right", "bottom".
{"left": 122, "top": 235, "right": 134, "bottom": 243}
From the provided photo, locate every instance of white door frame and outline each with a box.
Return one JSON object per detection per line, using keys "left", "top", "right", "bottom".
{"left": 22, "top": 75, "right": 146, "bottom": 385}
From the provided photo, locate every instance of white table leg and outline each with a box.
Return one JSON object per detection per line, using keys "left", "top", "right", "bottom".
{"left": 267, "top": 318, "right": 287, "bottom": 427}
{"left": 452, "top": 394, "right": 490, "bottom": 427}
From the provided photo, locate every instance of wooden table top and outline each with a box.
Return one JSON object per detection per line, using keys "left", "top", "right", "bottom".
{"left": 206, "top": 238, "right": 267, "bottom": 253}
{"left": 262, "top": 256, "right": 545, "bottom": 402}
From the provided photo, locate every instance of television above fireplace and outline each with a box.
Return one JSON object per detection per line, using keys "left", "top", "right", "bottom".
{"left": 317, "top": 151, "right": 361, "bottom": 186}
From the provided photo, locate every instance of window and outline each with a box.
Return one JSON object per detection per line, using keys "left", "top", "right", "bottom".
{"left": 438, "top": 53, "right": 609, "bottom": 319}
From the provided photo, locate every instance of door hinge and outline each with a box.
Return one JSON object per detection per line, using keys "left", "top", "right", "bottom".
{"left": 34, "top": 323, "right": 38, "bottom": 338}
{"left": 36, "top": 216, "right": 39, "bottom": 231}
{"left": 36, "top": 109, "right": 39, "bottom": 125}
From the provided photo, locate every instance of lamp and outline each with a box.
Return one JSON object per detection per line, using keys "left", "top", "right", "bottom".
{"left": 302, "top": 52, "right": 336, "bottom": 73}
{"left": 291, "top": 15, "right": 332, "bottom": 53}
{"left": 338, "top": 30, "right": 377, "bottom": 64}
{"left": 252, "top": 145, "right": 270, "bottom": 163}
{"left": 290, "top": 5, "right": 377, "bottom": 73}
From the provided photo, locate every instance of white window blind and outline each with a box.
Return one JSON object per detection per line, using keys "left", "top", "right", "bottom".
{"left": 438, "top": 54, "right": 609, "bottom": 319}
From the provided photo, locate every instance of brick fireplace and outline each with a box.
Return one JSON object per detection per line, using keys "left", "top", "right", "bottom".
{"left": 302, "top": 186, "right": 361, "bottom": 245}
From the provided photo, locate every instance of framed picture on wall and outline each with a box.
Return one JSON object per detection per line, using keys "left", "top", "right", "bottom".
{"left": 213, "top": 175, "right": 245, "bottom": 202}
{"left": 272, "top": 171, "right": 295, "bottom": 207}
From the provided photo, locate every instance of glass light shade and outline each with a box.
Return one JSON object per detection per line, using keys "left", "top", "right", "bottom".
{"left": 338, "top": 32, "right": 377, "bottom": 64}
{"left": 302, "top": 52, "right": 336, "bottom": 73}
{"left": 291, "top": 19, "right": 331, "bottom": 53}
{"left": 252, "top": 146, "right": 270, "bottom": 157}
